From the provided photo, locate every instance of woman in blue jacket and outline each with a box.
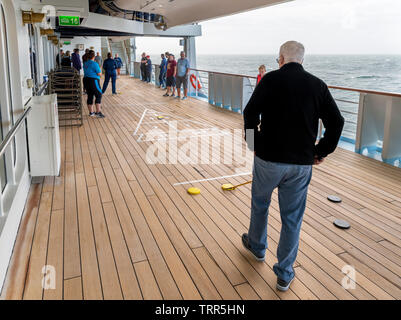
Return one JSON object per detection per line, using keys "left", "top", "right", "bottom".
{"left": 102, "top": 53, "right": 118, "bottom": 95}
{"left": 83, "top": 51, "right": 105, "bottom": 118}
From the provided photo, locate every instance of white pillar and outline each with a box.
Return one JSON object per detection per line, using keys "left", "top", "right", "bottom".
{"left": 129, "top": 37, "right": 137, "bottom": 76}
{"left": 130, "top": 37, "right": 136, "bottom": 62}
{"left": 184, "top": 36, "right": 197, "bottom": 69}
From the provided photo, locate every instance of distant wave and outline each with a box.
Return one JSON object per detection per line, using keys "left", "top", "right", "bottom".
{"left": 355, "top": 75, "right": 379, "bottom": 79}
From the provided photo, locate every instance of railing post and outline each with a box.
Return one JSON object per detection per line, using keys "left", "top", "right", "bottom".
{"left": 208, "top": 72, "right": 215, "bottom": 105}
{"left": 241, "top": 77, "right": 253, "bottom": 114}
{"left": 355, "top": 93, "right": 366, "bottom": 154}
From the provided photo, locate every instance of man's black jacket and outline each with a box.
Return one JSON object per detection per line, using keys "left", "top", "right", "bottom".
{"left": 244, "top": 62, "right": 345, "bottom": 165}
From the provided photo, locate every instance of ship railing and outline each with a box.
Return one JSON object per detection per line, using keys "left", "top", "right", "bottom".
{"left": 134, "top": 64, "right": 401, "bottom": 166}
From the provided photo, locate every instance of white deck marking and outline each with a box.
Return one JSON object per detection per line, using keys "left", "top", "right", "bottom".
{"left": 137, "top": 133, "right": 144, "bottom": 142}
{"left": 133, "top": 108, "right": 148, "bottom": 135}
{"left": 173, "top": 172, "right": 252, "bottom": 186}
{"left": 118, "top": 101, "right": 214, "bottom": 129}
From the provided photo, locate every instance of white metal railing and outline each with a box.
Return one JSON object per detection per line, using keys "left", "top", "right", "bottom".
{"left": 0, "top": 81, "right": 48, "bottom": 158}
{"left": 133, "top": 64, "right": 401, "bottom": 166}
{"left": 0, "top": 107, "right": 31, "bottom": 159}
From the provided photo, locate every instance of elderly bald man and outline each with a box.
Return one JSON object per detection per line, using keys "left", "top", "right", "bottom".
{"left": 242, "top": 41, "right": 344, "bottom": 292}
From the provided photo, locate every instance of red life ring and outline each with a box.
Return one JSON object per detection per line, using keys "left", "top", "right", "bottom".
{"left": 190, "top": 74, "right": 202, "bottom": 90}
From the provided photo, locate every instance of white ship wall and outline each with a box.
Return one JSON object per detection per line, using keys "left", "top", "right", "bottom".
{"left": 0, "top": 0, "right": 53, "bottom": 293}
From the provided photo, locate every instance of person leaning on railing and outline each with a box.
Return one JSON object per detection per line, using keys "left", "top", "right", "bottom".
{"left": 242, "top": 41, "right": 344, "bottom": 292}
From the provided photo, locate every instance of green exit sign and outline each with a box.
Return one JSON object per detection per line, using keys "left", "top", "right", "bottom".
{"left": 59, "top": 16, "right": 80, "bottom": 26}
{"left": 63, "top": 41, "right": 71, "bottom": 45}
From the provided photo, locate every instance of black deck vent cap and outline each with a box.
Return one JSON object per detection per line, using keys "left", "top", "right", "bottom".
{"left": 328, "top": 195, "right": 342, "bottom": 203}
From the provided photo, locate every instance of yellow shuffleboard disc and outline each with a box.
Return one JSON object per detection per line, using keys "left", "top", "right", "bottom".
{"left": 187, "top": 187, "right": 201, "bottom": 195}
{"left": 222, "top": 184, "right": 235, "bottom": 191}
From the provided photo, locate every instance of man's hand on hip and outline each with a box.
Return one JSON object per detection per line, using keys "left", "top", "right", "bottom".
{"left": 313, "top": 156, "right": 325, "bottom": 165}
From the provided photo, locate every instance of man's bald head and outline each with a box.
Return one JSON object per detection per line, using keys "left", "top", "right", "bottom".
{"left": 279, "top": 41, "right": 305, "bottom": 66}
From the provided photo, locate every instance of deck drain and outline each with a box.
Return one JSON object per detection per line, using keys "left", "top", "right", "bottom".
{"left": 328, "top": 195, "right": 342, "bottom": 203}
{"left": 333, "top": 219, "right": 351, "bottom": 230}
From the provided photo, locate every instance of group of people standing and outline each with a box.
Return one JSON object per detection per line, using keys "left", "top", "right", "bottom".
{"left": 140, "top": 51, "right": 190, "bottom": 100}
{"left": 160, "top": 51, "right": 190, "bottom": 100}
{"left": 57, "top": 49, "right": 123, "bottom": 77}
{"left": 55, "top": 47, "right": 126, "bottom": 119}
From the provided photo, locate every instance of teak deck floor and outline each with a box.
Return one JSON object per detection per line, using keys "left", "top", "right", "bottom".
{"left": 1, "top": 76, "right": 401, "bottom": 300}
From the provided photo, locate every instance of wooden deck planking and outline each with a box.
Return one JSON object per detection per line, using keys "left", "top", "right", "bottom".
{"left": 1, "top": 76, "right": 401, "bottom": 300}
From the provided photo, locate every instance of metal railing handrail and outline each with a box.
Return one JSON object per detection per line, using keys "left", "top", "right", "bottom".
{"left": 0, "top": 81, "right": 49, "bottom": 158}
{"left": 188, "top": 67, "right": 401, "bottom": 98}
{"left": 149, "top": 64, "right": 401, "bottom": 100}
{"left": 36, "top": 80, "right": 48, "bottom": 96}
{"left": 190, "top": 68, "right": 257, "bottom": 79}
{"left": 328, "top": 85, "right": 401, "bottom": 98}
{"left": 0, "top": 106, "right": 31, "bottom": 158}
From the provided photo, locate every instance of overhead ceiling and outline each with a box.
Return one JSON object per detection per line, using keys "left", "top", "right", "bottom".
{"left": 112, "top": 0, "right": 293, "bottom": 27}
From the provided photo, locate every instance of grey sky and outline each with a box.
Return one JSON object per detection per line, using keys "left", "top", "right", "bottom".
{"left": 136, "top": 0, "right": 401, "bottom": 55}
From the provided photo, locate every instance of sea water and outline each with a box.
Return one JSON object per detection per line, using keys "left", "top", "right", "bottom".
{"left": 196, "top": 54, "right": 401, "bottom": 142}
{"left": 197, "top": 54, "right": 401, "bottom": 93}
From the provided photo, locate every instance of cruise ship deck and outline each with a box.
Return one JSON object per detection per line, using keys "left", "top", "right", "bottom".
{"left": 1, "top": 76, "right": 400, "bottom": 300}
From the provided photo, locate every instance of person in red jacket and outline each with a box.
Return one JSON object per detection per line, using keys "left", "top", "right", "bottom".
{"left": 257, "top": 65, "right": 267, "bottom": 85}
{"left": 163, "top": 54, "right": 177, "bottom": 97}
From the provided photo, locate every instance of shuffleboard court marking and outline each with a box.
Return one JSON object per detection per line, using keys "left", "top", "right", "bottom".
{"left": 133, "top": 109, "right": 148, "bottom": 135}
{"left": 119, "top": 102, "right": 221, "bottom": 129}
{"left": 173, "top": 172, "right": 252, "bottom": 187}
{"left": 132, "top": 106, "right": 230, "bottom": 142}
{"left": 136, "top": 133, "right": 144, "bottom": 142}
